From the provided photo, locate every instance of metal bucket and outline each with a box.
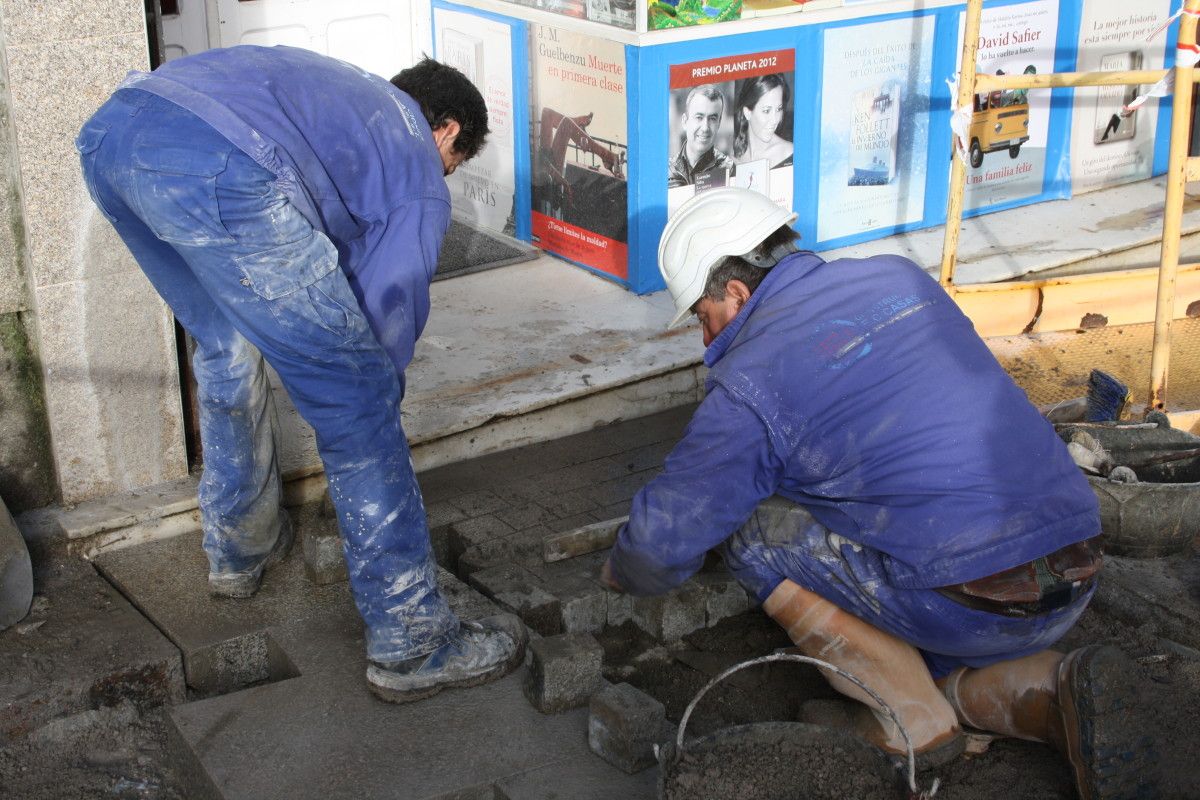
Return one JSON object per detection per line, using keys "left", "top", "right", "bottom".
{"left": 657, "top": 654, "right": 937, "bottom": 800}
{"left": 1057, "top": 421, "right": 1200, "bottom": 557}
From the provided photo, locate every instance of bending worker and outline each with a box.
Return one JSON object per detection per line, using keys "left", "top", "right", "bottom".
{"left": 603, "top": 188, "right": 1151, "bottom": 799}
{"left": 77, "top": 48, "right": 524, "bottom": 703}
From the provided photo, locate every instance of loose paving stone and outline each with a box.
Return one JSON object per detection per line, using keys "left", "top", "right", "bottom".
{"left": 588, "top": 682, "right": 668, "bottom": 774}
{"left": 470, "top": 564, "right": 563, "bottom": 636}
{"left": 693, "top": 572, "right": 751, "bottom": 626}
{"left": 607, "top": 589, "right": 633, "bottom": 626}
{"left": 632, "top": 585, "right": 707, "bottom": 641}
{"left": 301, "top": 518, "right": 346, "bottom": 586}
{"left": 459, "top": 539, "right": 517, "bottom": 579}
{"left": 0, "top": 558, "right": 184, "bottom": 744}
{"left": 524, "top": 633, "right": 604, "bottom": 713}
{"left": 528, "top": 552, "right": 610, "bottom": 634}
{"left": 448, "top": 516, "right": 514, "bottom": 570}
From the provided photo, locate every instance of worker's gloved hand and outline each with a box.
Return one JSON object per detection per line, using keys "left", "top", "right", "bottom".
{"left": 600, "top": 559, "right": 623, "bottom": 593}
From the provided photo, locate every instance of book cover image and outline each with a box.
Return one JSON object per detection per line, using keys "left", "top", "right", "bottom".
{"left": 1071, "top": 0, "right": 1169, "bottom": 194}
{"left": 587, "top": 0, "right": 635, "bottom": 30}
{"left": 817, "top": 15, "right": 934, "bottom": 244}
{"left": 434, "top": 9, "right": 516, "bottom": 236}
{"left": 530, "top": 24, "right": 629, "bottom": 279}
{"left": 667, "top": 49, "right": 796, "bottom": 218}
{"left": 956, "top": 0, "right": 1060, "bottom": 212}
{"left": 848, "top": 80, "right": 901, "bottom": 186}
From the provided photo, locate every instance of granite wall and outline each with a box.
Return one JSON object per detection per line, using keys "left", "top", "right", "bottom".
{"left": 0, "top": 0, "right": 187, "bottom": 508}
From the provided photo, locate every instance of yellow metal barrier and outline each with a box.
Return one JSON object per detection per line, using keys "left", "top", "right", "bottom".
{"left": 942, "top": 0, "right": 1200, "bottom": 413}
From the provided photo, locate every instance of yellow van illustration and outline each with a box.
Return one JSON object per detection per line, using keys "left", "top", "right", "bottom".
{"left": 967, "top": 67, "right": 1032, "bottom": 169}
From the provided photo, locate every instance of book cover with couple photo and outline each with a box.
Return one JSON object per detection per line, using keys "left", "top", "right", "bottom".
{"left": 666, "top": 49, "right": 796, "bottom": 218}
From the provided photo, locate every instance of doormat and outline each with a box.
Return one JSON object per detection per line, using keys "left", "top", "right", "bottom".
{"left": 434, "top": 217, "right": 539, "bottom": 282}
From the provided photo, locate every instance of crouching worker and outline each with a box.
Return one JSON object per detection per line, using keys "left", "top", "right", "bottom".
{"left": 77, "top": 48, "right": 525, "bottom": 702}
{"left": 602, "top": 188, "right": 1152, "bottom": 799}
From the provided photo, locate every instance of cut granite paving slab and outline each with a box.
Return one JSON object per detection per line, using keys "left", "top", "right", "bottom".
{"left": 168, "top": 666, "right": 651, "bottom": 800}
{"left": 0, "top": 558, "right": 185, "bottom": 744}
{"left": 93, "top": 508, "right": 500, "bottom": 693}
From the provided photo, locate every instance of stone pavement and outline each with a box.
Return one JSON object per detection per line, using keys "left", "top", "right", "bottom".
{"left": 78, "top": 405, "right": 707, "bottom": 800}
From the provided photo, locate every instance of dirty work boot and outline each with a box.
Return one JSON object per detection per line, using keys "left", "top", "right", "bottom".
{"left": 208, "top": 515, "right": 295, "bottom": 599}
{"left": 366, "top": 614, "right": 528, "bottom": 704}
{"left": 763, "top": 580, "right": 963, "bottom": 769}
{"left": 940, "top": 645, "right": 1154, "bottom": 799}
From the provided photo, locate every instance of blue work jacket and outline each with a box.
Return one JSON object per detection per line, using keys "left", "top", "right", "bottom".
{"left": 123, "top": 45, "right": 451, "bottom": 386}
{"left": 610, "top": 252, "right": 1099, "bottom": 595}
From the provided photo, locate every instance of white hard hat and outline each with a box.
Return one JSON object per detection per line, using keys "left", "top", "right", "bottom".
{"left": 658, "top": 188, "right": 798, "bottom": 328}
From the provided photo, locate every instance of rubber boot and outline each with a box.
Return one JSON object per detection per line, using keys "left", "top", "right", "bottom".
{"left": 940, "top": 646, "right": 1154, "bottom": 799}
{"left": 763, "top": 580, "right": 963, "bottom": 768}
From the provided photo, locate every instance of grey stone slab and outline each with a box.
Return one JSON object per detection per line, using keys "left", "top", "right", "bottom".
{"left": 52, "top": 474, "right": 200, "bottom": 540}
{"left": 0, "top": 558, "right": 184, "bottom": 744}
{"left": 169, "top": 668, "right": 623, "bottom": 800}
{"left": 494, "top": 754, "right": 657, "bottom": 800}
{"left": 693, "top": 572, "right": 751, "bottom": 626}
{"left": 470, "top": 564, "right": 562, "bottom": 636}
{"left": 588, "top": 682, "right": 667, "bottom": 774}
{"left": 93, "top": 523, "right": 498, "bottom": 694}
{"left": 527, "top": 553, "right": 610, "bottom": 635}
{"left": 632, "top": 586, "right": 707, "bottom": 642}
{"left": 449, "top": 515, "right": 514, "bottom": 564}
{"left": 524, "top": 633, "right": 604, "bottom": 714}
{"left": 301, "top": 515, "right": 346, "bottom": 586}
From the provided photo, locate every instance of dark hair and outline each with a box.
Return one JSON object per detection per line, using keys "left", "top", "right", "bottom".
{"left": 391, "top": 57, "right": 489, "bottom": 159}
{"left": 731, "top": 74, "right": 791, "bottom": 159}
{"left": 683, "top": 84, "right": 725, "bottom": 117}
{"left": 700, "top": 225, "right": 801, "bottom": 303}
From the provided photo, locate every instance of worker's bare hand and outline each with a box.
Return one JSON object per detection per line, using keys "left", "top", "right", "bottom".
{"left": 600, "top": 559, "right": 623, "bottom": 593}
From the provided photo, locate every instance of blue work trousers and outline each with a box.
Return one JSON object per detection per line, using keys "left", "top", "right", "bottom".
{"left": 76, "top": 89, "right": 456, "bottom": 662}
{"left": 721, "top": 497, "right": 1092, "bottom": 678}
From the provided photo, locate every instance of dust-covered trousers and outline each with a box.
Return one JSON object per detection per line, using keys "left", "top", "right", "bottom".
{"left": 76, "top": 89, "right": 456, "bottom": 663}
{"left": 720, "top": 497, "right": 1093, "bottom": 678}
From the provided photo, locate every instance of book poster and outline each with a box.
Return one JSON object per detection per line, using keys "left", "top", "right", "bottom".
{"left": 434, "top": 9, "right": 516, "bottom": 235}
{"left": 530, "top": 25, "right": 628, "bottom": 278}
{"left": 667, "top": 50, "right": 796, "bottom": 218}
{"left": 957, "top": 0, "right": 1060, "bottom": 211}
{"left": 817, "top": 16, "right": 934, "bottom": 243}
{"left": 1071, "top": 0, "right": 1170, "bottom": 194}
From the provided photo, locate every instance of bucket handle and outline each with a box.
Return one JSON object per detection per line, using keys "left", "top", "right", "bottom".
{"left": 669, "top": 652, "right": 940, "bottom": 799}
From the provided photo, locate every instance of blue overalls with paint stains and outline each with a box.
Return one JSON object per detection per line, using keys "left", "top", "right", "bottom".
{"left": 76, "top": 46, "right": 457, "bottom": 662}
{"left": 609, "top": 252, "right": 1100, "bottom": 677}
